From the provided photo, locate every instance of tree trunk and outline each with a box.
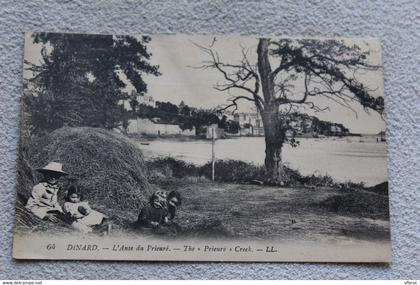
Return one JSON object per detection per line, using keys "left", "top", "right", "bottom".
{"left": 264, "top": 139, "right": 287, "bottom": 185}
{"left": 257, "top": 38, "right": 288, "bottom": 185}
{"left": 261, "top": 105, "right": 288, "bottom": 185}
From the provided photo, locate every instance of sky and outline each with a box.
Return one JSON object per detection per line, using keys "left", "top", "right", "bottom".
{"left": 24, "top": 33, "right": 386, "bottom": 134}
{"left": 140, "top": 35, "right": 385, "bottom": 134}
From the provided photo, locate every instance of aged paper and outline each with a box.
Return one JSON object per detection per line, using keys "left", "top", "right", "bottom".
{"left": 13, "top": 32, "right": 390, "bottom": 262}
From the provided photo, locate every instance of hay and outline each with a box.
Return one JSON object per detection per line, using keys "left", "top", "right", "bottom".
{"left": 17, "top": 127, "right": 152, "bottom": 225}
{"left": 14, "top": 198, "right": 41, "bottom": 229}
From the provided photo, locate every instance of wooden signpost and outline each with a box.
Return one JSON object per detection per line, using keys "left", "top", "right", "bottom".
{"left": 211, "top": 127, "right": 215, "bottom": 181}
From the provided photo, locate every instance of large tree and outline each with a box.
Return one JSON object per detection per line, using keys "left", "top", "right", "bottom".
{"left": 197, "top": 38, "right": 384, "bottom": 185}
{"left": 24, "top": 32, "right": 160, "bottom": 134}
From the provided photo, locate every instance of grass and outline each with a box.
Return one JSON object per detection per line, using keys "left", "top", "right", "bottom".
{"left": 15, "top": 128, "right": 389, "bottom": 242}
{"left": 152, "top": 178, "right": 390, "bottom": 241}
{"left": 146, "top": 157, "right": 390, "bottom": 239}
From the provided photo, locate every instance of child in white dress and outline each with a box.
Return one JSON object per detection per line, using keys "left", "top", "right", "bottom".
{"left": 63, "top": 186, "right": 107, "bottom": 233}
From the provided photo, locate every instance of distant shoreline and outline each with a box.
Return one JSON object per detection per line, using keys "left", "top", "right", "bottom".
{"left": 127, "top": 133, "right": 386, "bottom": 142}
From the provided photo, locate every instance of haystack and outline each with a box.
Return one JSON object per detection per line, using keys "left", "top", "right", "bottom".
{"left": 17, "top": 127, "right": 152, "bottom": 219}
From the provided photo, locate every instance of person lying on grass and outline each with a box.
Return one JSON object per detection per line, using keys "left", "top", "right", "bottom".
{"left": 63, "top": 185, "right": 108, "bottom": 233}
{"left": 135, "top": 190, "right": 182, "bottom": 229}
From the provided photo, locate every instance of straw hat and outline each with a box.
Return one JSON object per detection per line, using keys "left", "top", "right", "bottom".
{"left": 36, "top": 162, "right": 68, "bottom": 177}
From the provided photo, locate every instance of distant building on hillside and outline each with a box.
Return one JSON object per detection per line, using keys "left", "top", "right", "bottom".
{"left": 234, "top": 112, "right": 260, "bottom": 127}
{"left": 127, "top": 118, "right": 195, "bottom": 136}
{"left": 233, "top": 112, "right": 264, "bottom": 136}
{"left": 223, "top": 112, "right": 235, "bottom": 121}
{"left": 205, "top": 124, "right": 224, "bottom": 139}
{"left": 330, "top": 124, "right": 343, "bottom": 135}
{"left": 358, "top": 131, "right": 386, "bottom": 143}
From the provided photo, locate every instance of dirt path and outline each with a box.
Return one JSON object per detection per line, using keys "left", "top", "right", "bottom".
{"left": 158, "top": 180, "right": 390, "bottom": 242}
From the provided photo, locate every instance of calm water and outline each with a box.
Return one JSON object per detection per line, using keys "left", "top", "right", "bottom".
{"left": 136, "top": 136, "right": 388, "bottom": 186}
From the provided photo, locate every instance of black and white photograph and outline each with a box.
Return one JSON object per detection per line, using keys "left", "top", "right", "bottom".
{"left": 13, "top": 32, "right": 390, "bottom": 262}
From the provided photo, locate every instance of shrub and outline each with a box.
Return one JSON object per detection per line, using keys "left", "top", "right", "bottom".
{"left": 297, "top": 173, "right": 335, "bottom": 187}
{"left": 319, "top": 191, "right": 389, "bottom": 219}
{"left": 145, "top": 156, "right": 379, "bottom": 191}
{"left": 200, "top": 160, "right": 265, "bottom": 183}
{"left": 146, "top": 157, "right": 199, "bottom": 178}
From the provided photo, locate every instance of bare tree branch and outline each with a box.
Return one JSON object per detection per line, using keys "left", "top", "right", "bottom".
{"left": 191, "top": 40, "right": 265, "bottom": 112}
{"left": 215, "top": 95, "right": 256, "bottom": 114}
{"left": 267, "top": 38, "right": 384, "bottom": 114}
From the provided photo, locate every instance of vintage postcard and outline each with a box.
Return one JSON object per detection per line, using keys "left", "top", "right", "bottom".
{"left": 13, "top": 32, "right": 390, "bottom": 262}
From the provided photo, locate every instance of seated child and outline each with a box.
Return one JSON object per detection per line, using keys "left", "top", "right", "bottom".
{"left": 63, "top": 186, "right": 107, "bottom": 233}
{"left": 135, "top": 191, "right": 168, "bottom": 229}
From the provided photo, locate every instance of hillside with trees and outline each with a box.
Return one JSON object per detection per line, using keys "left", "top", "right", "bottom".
{"left": 131, "top": 99, "right": 349, "bottom": 137}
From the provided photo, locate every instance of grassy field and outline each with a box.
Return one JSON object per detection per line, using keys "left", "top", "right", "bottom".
{"left": 149, "top": 178, "right": 390, "bottom": 242}
{"left": 16, "top": 128, "right": 389, "bottom": 243}
{"left": 19, "top": 165, "right": 390, "bottom": 242}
